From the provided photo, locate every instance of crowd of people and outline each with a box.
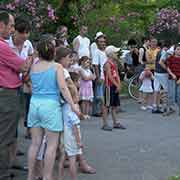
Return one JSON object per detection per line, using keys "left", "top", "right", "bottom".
{"left": 123, "top": 37, "right": 180, "bottom": 115}
{"left": 0, "top": 9, "right": 180, "bottom": 180}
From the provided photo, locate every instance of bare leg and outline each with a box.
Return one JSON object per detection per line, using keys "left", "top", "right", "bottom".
{"left": 43, "top": 130, "right": 59, "bottom": 180}
{"left": 153, "top": 91, "right": 160, "bottom": 108}
{"left": 80, "top": 101, "right": 86, "bottom": 115}
{"left": 147, "top": 93, "right": 153, "bottom": 107}
{"left": 102, "top": 105, "right": 108, "bottom": 126}
{"left": 69, "top": 156, "right": 77, "bottom": 180}
{"left": 85, "top": 101, "right": 90, "bottom": 115}
{"left": 89, "top": 101, "right": 93, "bottom": 115}
{"left": 58, "top": 132, "right": 65, "bottom": 179}
{"left": 27, "top": 128, "right": 43, "bottom": 180}
{"left": 143, "top": 93, "right": 148, "bottom": 107}
{"left": 58, "top": 152, "right": 65, "bottom": 179}
{"left": 138, "top": 91, "right": 143, "bottom": 103}
{"left": 111, "top": 107, "right": 117, "bottom": 125}
{"left": 34, "top": 160, "right": 43, "bottom": 179}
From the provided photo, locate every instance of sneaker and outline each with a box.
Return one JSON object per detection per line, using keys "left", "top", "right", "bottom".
{"left": 140, "top": 106, "right": 147, "bottom": 110}
{"left": 101, "top": 125, "right": 112, "bottom": 131}
{"left": 152, "top": 109, "right": 163, "bottom": 114}
{"left": 147, "top": 105, "right": 153, "bottom": 110}
{"left": 113, "top": 123, "right": 126, "bottom": 130}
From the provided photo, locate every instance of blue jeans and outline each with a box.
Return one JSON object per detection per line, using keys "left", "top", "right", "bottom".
{"left": 168, "top": 79, "right": 180, "bottom": 107}
{"left": 92, "top": 81, "right": 105, "bottom": 115}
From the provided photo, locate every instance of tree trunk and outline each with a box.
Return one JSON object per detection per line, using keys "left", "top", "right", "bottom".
{"left": 59, "top": 0, "right": 64, "bottom": 7}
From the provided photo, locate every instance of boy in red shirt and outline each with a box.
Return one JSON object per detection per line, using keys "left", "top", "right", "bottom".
{"left": 102, "top": 45, "right": 126, "bottom": 131}
{"left": 167, "top": 44, "right": 180, "bottom": 115}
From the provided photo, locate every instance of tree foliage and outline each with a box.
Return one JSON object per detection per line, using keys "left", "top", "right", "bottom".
{"left": 1, "top": 0, "right": 180, "bottom": 45}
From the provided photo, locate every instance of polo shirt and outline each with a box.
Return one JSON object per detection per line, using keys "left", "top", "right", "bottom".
{"left": 6, "top": 36, "right": 34, "bottom": 59}
{"left": 0, "top": 38, "right": 24, "bottom": 88}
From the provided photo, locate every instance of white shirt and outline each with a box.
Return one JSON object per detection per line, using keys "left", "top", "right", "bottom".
{"left": 63, "top": 68, "right": 71, "bottom": 80}
{"left": 6, "top": 36, "right": 34, "bottom": 60}
{"left": 92, "top": 49, "right": 107, "bottom": 80}
{"left": 74, "top": 35, "right": 90, "bottom": 58}
{"left": 90, "top": 42, "right": 97, "bottom": 59}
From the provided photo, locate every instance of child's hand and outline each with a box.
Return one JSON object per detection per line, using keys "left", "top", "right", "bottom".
{"left": 177, "top": 79, "right": 180, "bottom": 85}
{"left": 116, "top": 85, "right": 120, "bottom": 93}
{"left": 71, "top": 104, "right": 80, "bottom": 115}
{"left": 79, "top": 112, "right": 85, "bottom": 120}
{"left": 171, "top": 73, "right": 177, "bottom": 80}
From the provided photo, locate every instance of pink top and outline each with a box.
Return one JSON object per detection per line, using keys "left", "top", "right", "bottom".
{"left": 0, "top": 38, "right": 24, "bottom": 88}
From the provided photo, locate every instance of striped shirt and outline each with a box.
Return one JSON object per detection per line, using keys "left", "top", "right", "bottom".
{"left": 167, "top": 56, "right": 180, "bottom": 78}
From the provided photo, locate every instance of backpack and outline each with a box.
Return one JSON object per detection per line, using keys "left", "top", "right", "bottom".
{"left": 140, "top": 46, "right": 147, "bottom": 62}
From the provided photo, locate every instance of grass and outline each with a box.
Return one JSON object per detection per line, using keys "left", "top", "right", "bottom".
{"left": 169, "top": 175, "right": 180, "bottom": 180}
{"left": 120, "top": 81, "right": 129, "bottom": 96}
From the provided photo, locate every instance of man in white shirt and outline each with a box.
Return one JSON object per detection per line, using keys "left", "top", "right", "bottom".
{"left": 90, "top": 32, "right": 104, "bottom": 60}
{"left": 92, "top": 34, "right": 108, "bottom": 122}
{"left": 73, "top": 25, "right": 90, "bottom": 58}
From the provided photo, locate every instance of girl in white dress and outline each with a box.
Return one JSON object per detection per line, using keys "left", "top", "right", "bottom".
{"left": 139, "top": 67, "right": 154, "bottom": 110}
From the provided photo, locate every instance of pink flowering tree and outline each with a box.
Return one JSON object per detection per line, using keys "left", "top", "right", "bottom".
{"left": 149, "top": 8, "right": 180, "bottom": 43}
{"left": 0, "top": 0, "right": 59, "bottom": 39}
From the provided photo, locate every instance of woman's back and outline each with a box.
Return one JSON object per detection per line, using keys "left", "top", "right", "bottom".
{"left": 30, "top": 61, "right": 60, "bottom": 101}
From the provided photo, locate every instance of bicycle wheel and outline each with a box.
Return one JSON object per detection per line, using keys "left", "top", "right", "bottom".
{"left": 128, "top": 73, "right": 142, "bottom": 100}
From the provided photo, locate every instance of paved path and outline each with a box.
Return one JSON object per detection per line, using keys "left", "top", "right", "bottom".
{"left": 14, "top": 99, "right": 180, "bottom": 180}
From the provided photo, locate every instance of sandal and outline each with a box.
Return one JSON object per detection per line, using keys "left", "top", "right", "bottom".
{"left": 113, "top": 123, "right": 126, "bottom": 130}
{"left": 79, "top": 165, "right": 96, "bottom": 174}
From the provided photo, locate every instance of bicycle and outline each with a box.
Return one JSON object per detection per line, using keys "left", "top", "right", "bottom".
{"left": 128, "top": 72, "right": 141, "bottom": 100}
{"left": 127, "top": 65, "right": 144, "bottom": 101}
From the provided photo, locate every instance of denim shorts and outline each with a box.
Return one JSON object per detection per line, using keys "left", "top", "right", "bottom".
{"left": 28, "top": 97, "right": 63, "bottom": 132}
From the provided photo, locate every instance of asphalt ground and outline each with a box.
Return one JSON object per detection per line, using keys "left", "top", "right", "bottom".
{"left": 13, "top": 99, "right": 180, "bottom": 180}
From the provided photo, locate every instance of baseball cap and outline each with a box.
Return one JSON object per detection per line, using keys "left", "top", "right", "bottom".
{"left": 105, "top": 45, "right": 120, "bottom": 56}
{"left": 95, "top": 32, "right": 104, "bottom": 40}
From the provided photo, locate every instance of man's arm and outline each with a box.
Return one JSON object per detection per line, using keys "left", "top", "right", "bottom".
{"left": 159, "top": 59, "right": 167, "bottom": 71}
{"left": 92, "top": 50, "right": 100, "bottom": 81}
{"left": 159, "top": 53, "right": 168, "bottom": 71}
{"left": 138, "top": 48, "right": 144, "bottom": 64}
{"left": 0, "top": 42, "right": 32, "bottom": 72}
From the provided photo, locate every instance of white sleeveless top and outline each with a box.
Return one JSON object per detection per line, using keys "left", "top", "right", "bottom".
{"left": 75, "top": 35, "right": 90, "bottom": 58}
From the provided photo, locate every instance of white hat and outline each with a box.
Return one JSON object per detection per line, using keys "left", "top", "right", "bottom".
{"left": 95, "top": 32, "right": 104, "bottom": 40}
{"left": 105, "top": 45, "right": 120, "bottom": 56}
